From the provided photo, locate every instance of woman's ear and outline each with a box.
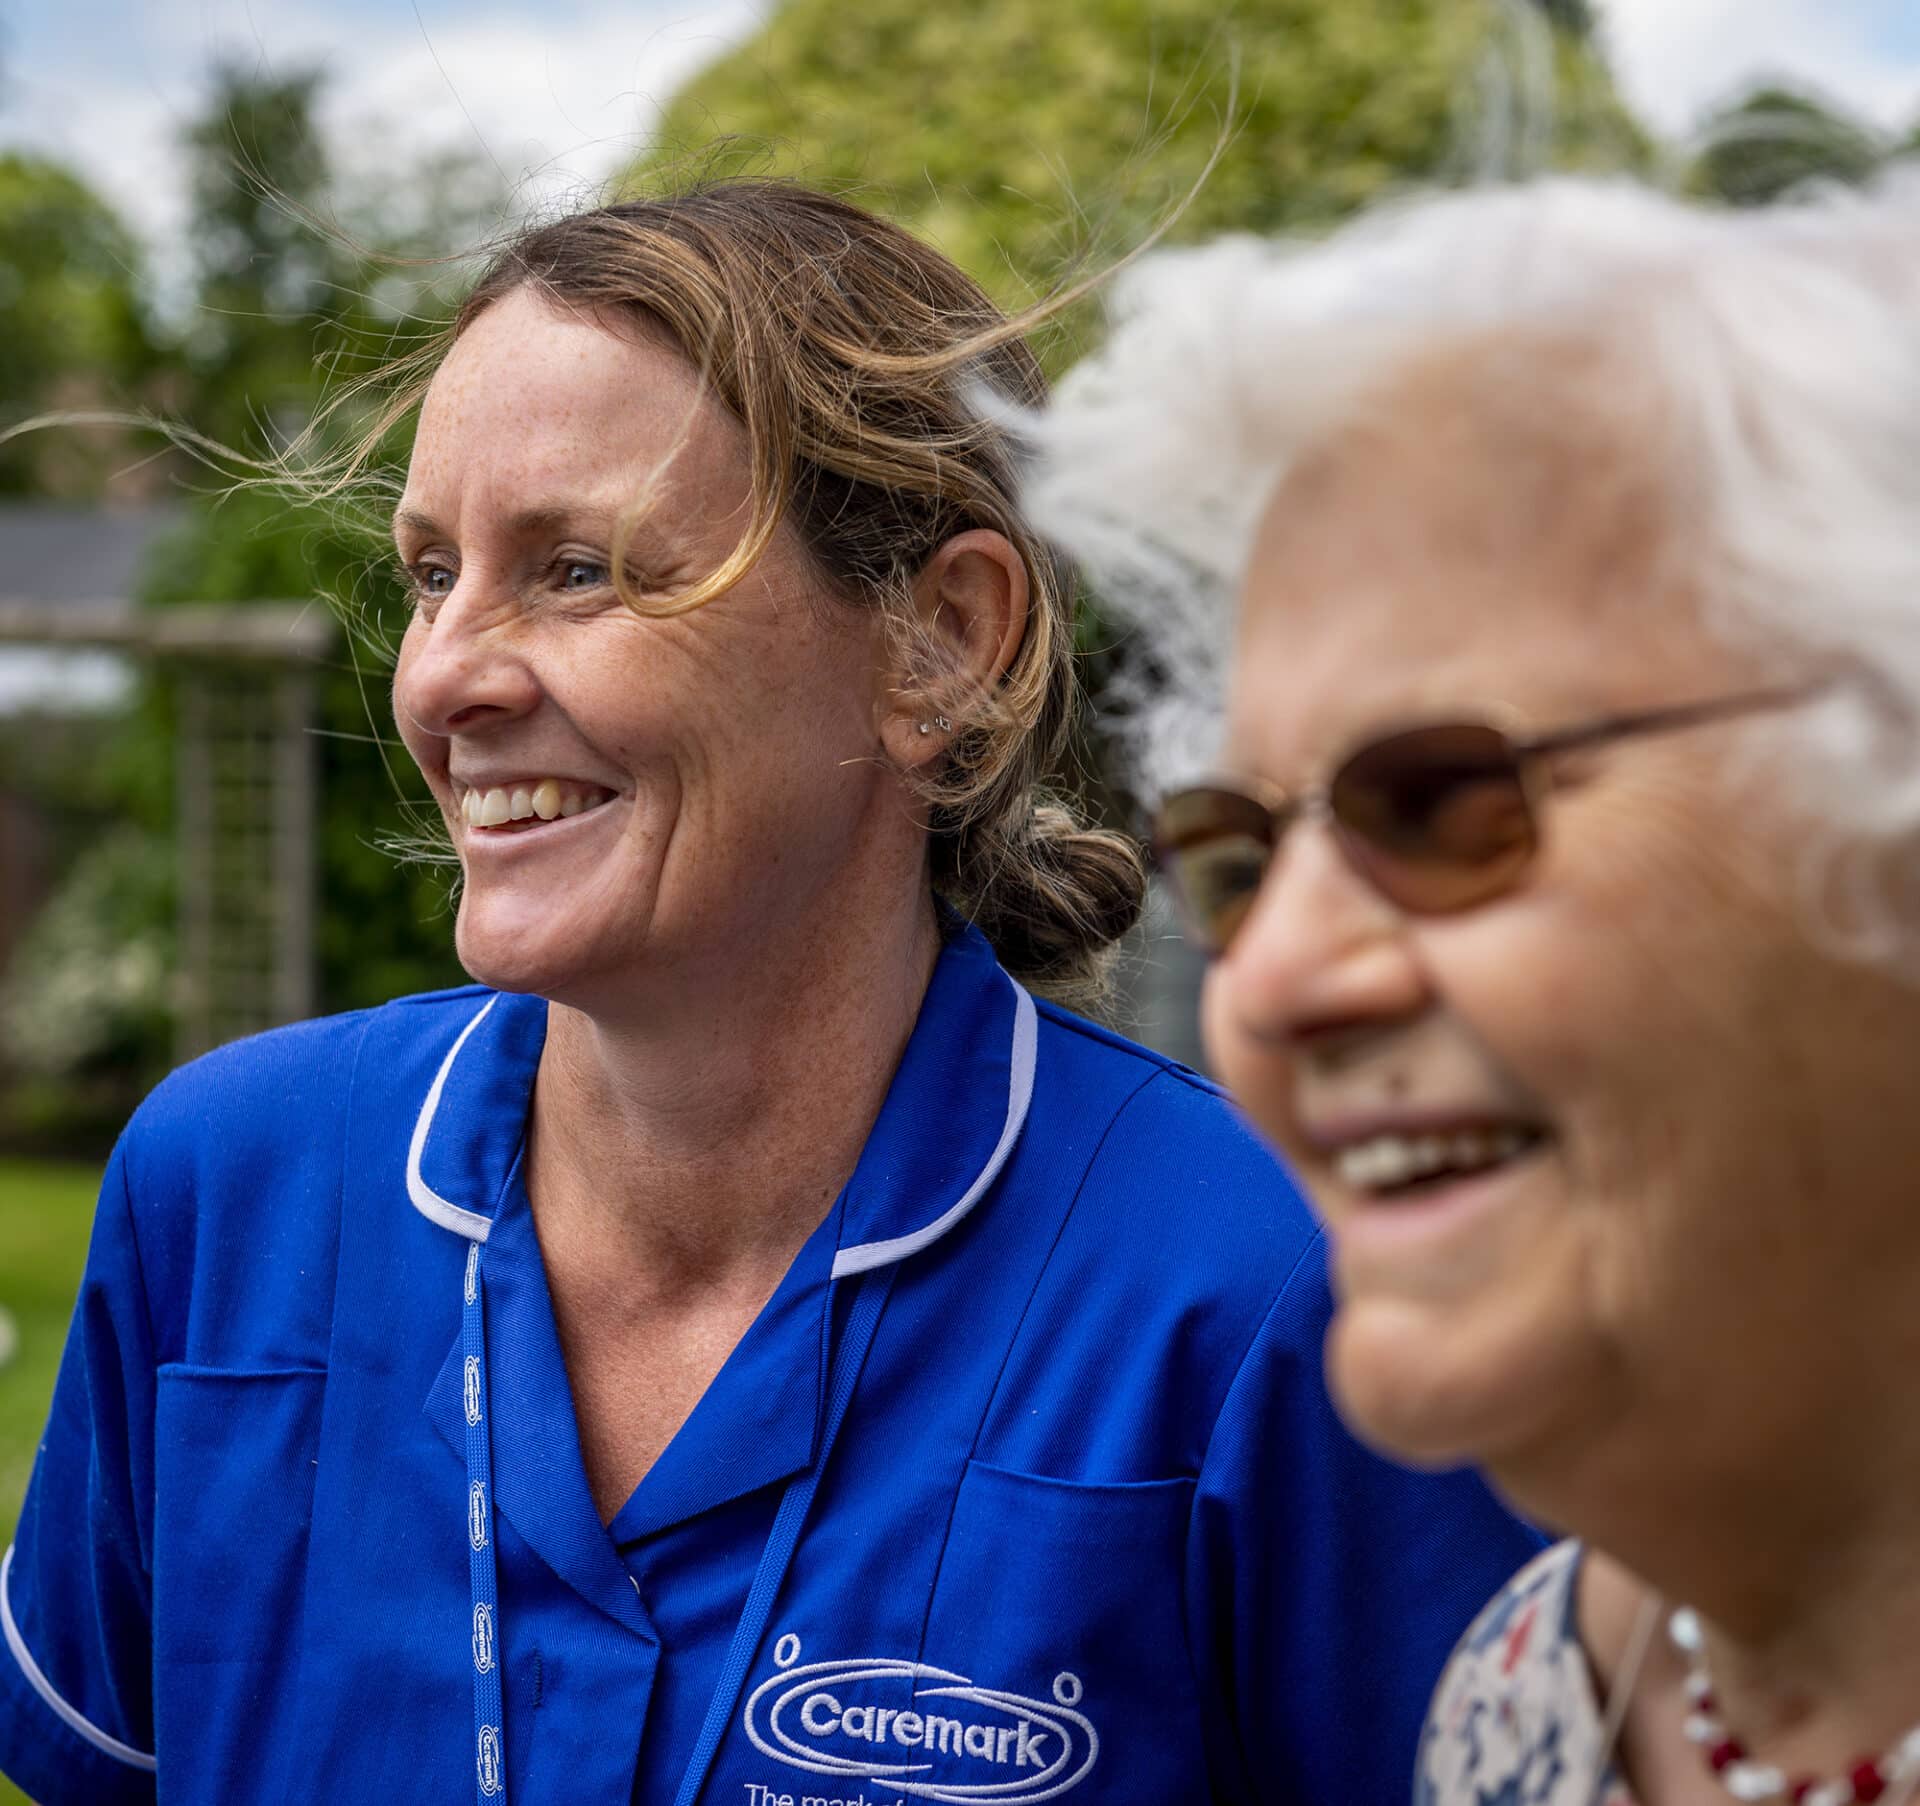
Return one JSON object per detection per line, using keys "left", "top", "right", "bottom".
{"left": 878, "top": 528, "right": 1030, "bottom": 769}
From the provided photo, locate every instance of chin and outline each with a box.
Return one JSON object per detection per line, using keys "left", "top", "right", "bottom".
{"left": 452, "top": 901, "right": 618, "bottom": 1003}
{"left": 1323, "top": 1297, "right": 1579, "bottom": 1476}
{"left": 453, "top": 935, "right": 555, "bottom": 1001}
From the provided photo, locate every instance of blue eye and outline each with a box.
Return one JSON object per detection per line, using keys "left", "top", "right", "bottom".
{"left": 560, "top": 560, "right": 609, "bottom": 591}
{"left": 412, "top": 564, "right": 455, "bottom": 597}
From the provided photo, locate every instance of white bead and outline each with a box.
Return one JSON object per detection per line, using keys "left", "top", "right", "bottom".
{"left": 1670, "top": 1608, "right": 1705, "bottom": 1654}
{"left": 1686, "top": 1671, "right": 1716, "bottom": 1706}
{"left": 1889, "top": 1729, "right": 1920, "bottom": 1782}
{"left": 1684, "top": 1712, "right": 1720, "bottom": 1745}
{"left": 1804, "top": 1783, "right": 1852, "bottom": 1806}
{"left": 1726, "top": 1762, "right": 1788, "bottom": 1801}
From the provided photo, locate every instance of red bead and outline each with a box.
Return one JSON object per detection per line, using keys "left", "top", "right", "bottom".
{"left": 1789, "top": 1784, "right": 1813, "bottom": 1805}
{"left": 1852, "top": 1760, "right": 1886, "bottom": 1802}
{"left": 1709, "top": 1739, "right": 1746, "bottom": 1773}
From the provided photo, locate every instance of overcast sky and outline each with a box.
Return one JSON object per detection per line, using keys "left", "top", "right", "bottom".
{"left": 3, "top": 0, "right": 1918, "bottom": 264}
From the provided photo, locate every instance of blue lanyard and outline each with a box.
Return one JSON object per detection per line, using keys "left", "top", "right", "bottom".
{"left": 671, "top": 1266, "right": 893, "bottom": 1806}
{"left": 457, "top": 1238, "right": 894, "bottom": 1806}
{"left": 461, "top": 1243, "right": 507, "bottom": 1801}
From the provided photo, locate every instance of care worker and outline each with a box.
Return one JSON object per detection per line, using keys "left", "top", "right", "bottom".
{"left": 0, "top": 182, "right": 1536, "bottom": 1806}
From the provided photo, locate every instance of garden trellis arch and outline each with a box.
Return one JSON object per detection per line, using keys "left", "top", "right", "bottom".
{"left": 0, "top": 599, "right": 332, "bottom": 1062}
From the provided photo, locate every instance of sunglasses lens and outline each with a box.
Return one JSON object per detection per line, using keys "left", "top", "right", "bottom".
{"left": 1329, "top": 723, "right": 1538, "bottom": 911}
{"left": 1152, "top": 786, "right": 1280, "bottom": 955}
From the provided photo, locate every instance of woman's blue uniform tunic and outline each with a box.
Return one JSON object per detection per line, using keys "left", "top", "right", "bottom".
{"left": 0, "top": 925, "right": 1539, "bottom": 1804}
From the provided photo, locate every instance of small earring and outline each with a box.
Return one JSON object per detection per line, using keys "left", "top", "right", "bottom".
{"left": 918, "top": 715, "right": 953, "bottom": 735}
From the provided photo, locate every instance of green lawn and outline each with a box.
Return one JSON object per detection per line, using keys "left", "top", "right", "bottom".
{"left": 0, "top": 1159, "right": 100, "bottom": 1806}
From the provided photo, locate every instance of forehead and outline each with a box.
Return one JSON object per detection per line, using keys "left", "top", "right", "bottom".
{"left": 403, "top": 286, "right": 743, "bottom": 519}
{"left": 1224, "top": 334, "right": 1728, "bottom": 767}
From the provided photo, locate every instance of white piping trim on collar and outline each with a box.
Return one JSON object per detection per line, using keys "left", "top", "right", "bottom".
{"left": 0, "top": 1544, "right": 157, "bottom": 1773}
{"left": 832, "top": 981, "right": 1037, "bottom": 1278}
{"left": 405, "top": 980, "right": 1037, "bottom": 1267}
{"left": 406, "top": 994, "right": 499, "bottom": 1244}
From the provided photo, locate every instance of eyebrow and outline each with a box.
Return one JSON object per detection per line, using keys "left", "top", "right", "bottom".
{"left": 390, "top": 503, "right": 629, "bottom": 544}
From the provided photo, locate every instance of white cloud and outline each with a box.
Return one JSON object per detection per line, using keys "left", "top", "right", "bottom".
{"left": 320, "top": 5, "right": 762, "bottom": 212}
{"left": 2, "top": 0, "right": 759, "bottom": 281}
{"left": 1600, "top": 0, "right": 1920, "bottom": 134}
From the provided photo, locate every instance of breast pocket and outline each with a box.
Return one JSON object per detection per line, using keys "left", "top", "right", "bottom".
{"left": 920, "top": 1459, "right": 1205, "bottom": 1801}
{"left": 152, "top": 1365, "right": 327, "bottom": 1804}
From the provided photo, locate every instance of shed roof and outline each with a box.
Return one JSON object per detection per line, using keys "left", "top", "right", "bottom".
{"left": 0, "top": 502, "right": 185, "bottom": 610}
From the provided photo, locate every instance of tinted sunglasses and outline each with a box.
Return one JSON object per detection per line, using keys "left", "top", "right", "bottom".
{"left": 1151, "top": 687, "right": 1813, "bottom": 956}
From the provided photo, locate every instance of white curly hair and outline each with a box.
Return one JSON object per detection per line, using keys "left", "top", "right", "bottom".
{"left": 1024, "top": 170, "right": 1920, "bottom": 948}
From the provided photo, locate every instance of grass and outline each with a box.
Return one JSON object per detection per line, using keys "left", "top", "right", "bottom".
{"left": 0, "top": 1159, "right": 101, "bottom": 1806}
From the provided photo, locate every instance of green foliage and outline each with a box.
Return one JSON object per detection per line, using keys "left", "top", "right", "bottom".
{"left": 1531, "top": 0, "right": 1593, "bottom": 34}
{"left": 0, "top": 153, "right": 155, "bottom": 494}
{"left": 0, "top": 1161, "right": 99, "bottom": 1552}
{"left": 0, "top": 823, "right": 173, "bottom": 1081}
{"left": 179, "top": 63, "right": 360, "bottom": 455}
{"left": 636, "top": 0, "right": 1641, "bottom": 339}
{"left": 172, "top": 63, "right": 476, "bottom": 461}
{"left": 1691, "top": 85, "right": 1892, "bottom": 206}
{"left": 0, "top": 694, "right": 180, "bottom": 1144}
{"left": 139, "top": 489, "right": 465, "bottom": 1017}
{"left": 136, "top": 62, "right": 477, "bottom": 1018}
{"left": 0, "top": 1161, "right": 98, "bottom": 1805}
{"left": 0, "top": 1152, "right": 95, "bottom": 1712}
{"left": 0, "top": 63, "right": 475, "bottom": 1102}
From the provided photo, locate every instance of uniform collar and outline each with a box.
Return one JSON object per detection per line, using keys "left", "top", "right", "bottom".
{"left": 415, "top": 923, "right": 1038, "bottom": 1571}
{"left": 403, "top": 921, "right": 1038, "bottom": 1273}
{"left": 404, "top": 989, "right": 545, "bottom": 1243}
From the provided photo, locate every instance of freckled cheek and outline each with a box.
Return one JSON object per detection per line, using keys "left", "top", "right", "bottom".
{"left": 390, "top": 643, "right": 441, "bottom": 777}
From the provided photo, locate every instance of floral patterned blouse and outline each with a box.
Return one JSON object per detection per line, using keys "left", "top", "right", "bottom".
{"left": 1418, "top": 1539, "right": 1639, "bottom": 1806}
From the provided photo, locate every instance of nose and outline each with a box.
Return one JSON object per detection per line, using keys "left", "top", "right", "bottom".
{"left": 392, "top": 583, "right": 542, "bottom": 743}
{"left": 1209, "top": 816, "right": 1431, "bottom": 1051}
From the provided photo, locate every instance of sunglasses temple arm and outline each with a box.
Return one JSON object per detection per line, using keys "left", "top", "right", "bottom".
{"left": 1520, "top": 686, "right": 1817, "bottom": 762}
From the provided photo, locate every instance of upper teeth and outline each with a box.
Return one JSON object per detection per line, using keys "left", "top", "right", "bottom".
{"left": 1335, "top": 1128, "right": 1530, "bottom": 1193}
{"left": 460, "top": 782, "right": 608, "bottom": 827}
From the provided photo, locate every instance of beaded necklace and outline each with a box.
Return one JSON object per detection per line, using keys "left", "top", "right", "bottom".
{"left": 1669, "top": 1607, "right": 1920, "bottom": 1806}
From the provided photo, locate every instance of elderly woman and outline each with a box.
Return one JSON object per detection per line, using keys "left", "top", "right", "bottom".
{"left": 1028, "top": 171, "right": 1920, "bottom": 1806}
{"left": 0, "top": 184, "right": 1533, "bottom": 1806}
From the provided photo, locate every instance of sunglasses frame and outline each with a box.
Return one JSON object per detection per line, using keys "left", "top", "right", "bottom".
{"left": 1152, "top": 685, "right": 1818, "bottom": 956}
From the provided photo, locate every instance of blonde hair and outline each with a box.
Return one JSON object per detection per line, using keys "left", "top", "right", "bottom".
{"left": 426, "top": 181, "right": 1143, "bottom": 1009}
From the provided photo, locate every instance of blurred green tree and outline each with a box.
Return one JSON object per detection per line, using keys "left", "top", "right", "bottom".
{"left": 633, "top": 0, "right": 1640, "bottom": 339}
{"left": 141, "top": 62, "right": 481, "bottom": 1020}
{"left": 179, "top": 63, "right": 357, "bottom": 453}
{"left": 1691, "top": 84, "right": 1890, "bottom": 205}
{"left": 1533, "top": 0, "right": 1594, "bottom": 33}
{"left": 0, "top": 154, "right": 155, "bottom": 494}
{"left": 175, "top": 61, "right": 498, "bottom": 452}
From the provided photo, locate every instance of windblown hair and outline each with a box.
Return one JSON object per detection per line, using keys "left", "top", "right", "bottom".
{"left": 1023, "top": 170, "right": 1920, "bottom": 940}
{"left": 400, "top": 182, "right": 1145, "bottom": 1010}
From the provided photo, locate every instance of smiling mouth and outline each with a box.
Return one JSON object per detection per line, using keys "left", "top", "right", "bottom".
{"left": 1333, "top": 1124, "right": 1549, "bottom": 1201}
{"left": 459, "top": 781, "right": 616, "bottom": 832}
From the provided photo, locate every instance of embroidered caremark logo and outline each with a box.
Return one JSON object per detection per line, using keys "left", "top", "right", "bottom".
{"left": 744, "top": 1635, "right": 1098, "bottom": 1804}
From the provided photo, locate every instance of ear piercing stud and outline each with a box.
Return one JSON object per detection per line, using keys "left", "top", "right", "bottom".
{"left": 918, "top": 716, "right": 953, "bottom": 735}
